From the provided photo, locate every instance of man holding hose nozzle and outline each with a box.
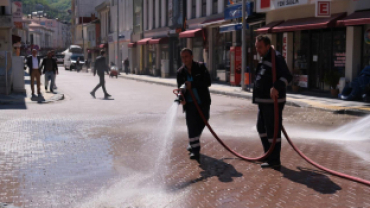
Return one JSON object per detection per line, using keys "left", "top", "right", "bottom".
{"left": 177, "top": 48, "right": 212, "bottom": 161}
{"left": 254, "top": 36, "right": 293, "bottom": 169}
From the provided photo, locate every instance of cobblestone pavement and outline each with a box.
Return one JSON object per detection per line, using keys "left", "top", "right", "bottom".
{"left": 0, "top": 69, "right": 369, "bottom": 208}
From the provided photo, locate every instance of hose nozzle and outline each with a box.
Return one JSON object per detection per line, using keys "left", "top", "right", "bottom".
{"left": 173, "top": 84, "right": 186, "bottom": 104}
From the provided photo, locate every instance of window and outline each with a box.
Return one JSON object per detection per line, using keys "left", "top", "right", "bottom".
{"left": 191, "top": 0, "right": 196, "bottom": 19}
{"left": 153, "top": 0, "right": 156, "bottom": 28}
{"left": 165, "top": 0, "right": 168, "bottom": 26}
{"left": 146, "top": 0, "right": 149, "bottom": 29}
{"left": 213, "top": 0, "right": 218, "bottom": 14}
{"left": 159, "top": 0, "right": 161, "bottom": 27}
{"left": 1, "top": 6, "right": 6, "bottom": 15}
{"left": 202, "top": 0, "right": 207, "bottom": 17}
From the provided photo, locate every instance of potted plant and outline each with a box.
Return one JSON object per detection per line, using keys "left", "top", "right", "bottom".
{"left": 324, "top": 70, "right": 341, "bottom": 97}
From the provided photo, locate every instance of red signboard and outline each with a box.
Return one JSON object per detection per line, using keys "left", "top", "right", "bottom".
{"left": 316, "top": 1, "right": 331, "bottom": 17}
{"left": 261, "top": 0, "right": 270, "bottom": 9}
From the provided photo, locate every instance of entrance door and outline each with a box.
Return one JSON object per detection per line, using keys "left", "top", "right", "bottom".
{"left": 309, "top": 31, "right": 320, "bottom": 89}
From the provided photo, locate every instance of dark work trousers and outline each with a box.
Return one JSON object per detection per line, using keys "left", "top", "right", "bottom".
{"left": 92, "top": 75, "right": 108, "bottom": 95}
{"left": 257, "top": 103, "right": 285, "bottom": 164}
{"left": 185, "top": 103, "right": 210, "bottom": 153}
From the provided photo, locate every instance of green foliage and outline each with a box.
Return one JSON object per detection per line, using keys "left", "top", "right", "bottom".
{"left": 21, "top": 0, "right": 71, "bottom": 22}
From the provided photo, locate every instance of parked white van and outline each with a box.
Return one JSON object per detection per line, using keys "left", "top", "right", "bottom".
{"left": 63, "top": 45, "right": 85, "bottom": 71}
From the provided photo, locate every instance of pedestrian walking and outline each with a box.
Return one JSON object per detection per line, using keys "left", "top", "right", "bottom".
{"left": 124, "top": 57, "right": 129, "bottom": 75}
{"left": 26, "top": 49, "right": 42, "bottom": 97}
{"left": 253, "top": 35, "right": 293, "bottom": 169}
{"left": 177, "top": 48, "right": 212, "bottom": 161}
{"left": 40, "top": 51, "right": 58, "bottom": 93}
{"left": 90, "top": 50, "right": 111, "bottom": 99}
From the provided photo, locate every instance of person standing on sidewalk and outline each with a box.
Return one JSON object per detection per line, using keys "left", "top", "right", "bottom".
{"left": 90, "top": 50, "right": 111, "bottom": 99}
{"left": 253, "top": 35, "right": 292, "bottom": 169}
{"left": 51, "top": 50, "right": 58, "bottom": 89}
{"left": 177, "top": 48, "right": 211, "bottom": 161}
{"left": 26, "top": 49, "right": 42, "bottom": 97}
{"left": 124, "top": 57, "right": 129, "bottom": 75}
{"left": 40, "top": 51, "right": 58, "bottom": 93}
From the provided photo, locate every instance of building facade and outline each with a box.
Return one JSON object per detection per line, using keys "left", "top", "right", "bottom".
{"left": 256, "top": 0, "right": 370, "bottom": 92}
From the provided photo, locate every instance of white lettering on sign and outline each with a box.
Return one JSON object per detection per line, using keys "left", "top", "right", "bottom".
{"left": 275, "top": 0, "right": 307, "bottom": 8}
{"left": 282, "top": 33, "right": 288, "bottom": 63}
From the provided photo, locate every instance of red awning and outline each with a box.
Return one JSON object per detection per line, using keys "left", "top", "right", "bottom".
{"left": 137, "top": 38, "right": 152, "bottom": 45}
{"left": 271, "top": 13, "right": 346, "bottom": 33}
{"left": 128, "top": 42, "right": 136, "bottom": 48}
{"left": 337, "top": 11, "right": 370, "bottom": 26}
{"left": 99, "top": 43, "right": 108, "bottom": 48}
{"left": 148, "top": 37, "right": 169, "bottom": 44}
{"left": 255, "top": 21, "right": 284, "bottom": 34}
{"left": 179, "top": 29, "right": 203, "bottom": 38}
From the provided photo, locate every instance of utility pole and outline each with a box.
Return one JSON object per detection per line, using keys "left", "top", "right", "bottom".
{"left": 116, "top": 0, "right": 120, "bottom": 67}
{"left": 241, "top": 0, "right": 247, "bottom": 91}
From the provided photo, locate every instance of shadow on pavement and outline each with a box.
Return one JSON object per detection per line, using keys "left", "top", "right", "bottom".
{"left": 278, "top": 166, "right": 342, "bottom": 194}
{"left": 172, "top": 154, "right": 243, "bottom": 190}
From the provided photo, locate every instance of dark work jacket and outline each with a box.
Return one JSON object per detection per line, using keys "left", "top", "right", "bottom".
{"left": 40, "top": 57, "right": 58, "bottom": 74}
{"left": 26, "top": 55, "right": 41, "bottom": 74}
{"left": 94, "top": 56, "right": 109, "bottom": 76}
{"left": 253, "top": 50, "right": 293, "bottom": 104}
{"left": 177, "top": 61, "right": 211, "bottom": 111}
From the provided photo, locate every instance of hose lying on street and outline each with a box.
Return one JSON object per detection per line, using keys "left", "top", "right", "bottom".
{"left": 175, "top": 49, "right": 370, "bottom": 187}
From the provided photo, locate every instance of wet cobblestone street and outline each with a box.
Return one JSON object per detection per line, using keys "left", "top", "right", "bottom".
{"left": 0, "top": 69, "right": 369, "bottom": 207}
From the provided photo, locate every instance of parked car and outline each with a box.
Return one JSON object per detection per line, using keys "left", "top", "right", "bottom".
{"left": 56, "top": 54, "right": 65, "bottom": 63}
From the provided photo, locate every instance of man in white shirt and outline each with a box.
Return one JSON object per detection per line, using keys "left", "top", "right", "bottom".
{"left": 26, "top": 49, "right": 42, "bottom": 96}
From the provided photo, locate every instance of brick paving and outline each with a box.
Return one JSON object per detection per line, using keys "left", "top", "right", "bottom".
{"left": 0, "top": 69, "right": 369, "bottom": 207}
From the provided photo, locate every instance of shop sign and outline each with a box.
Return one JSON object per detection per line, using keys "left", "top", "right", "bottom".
{"left": 12, "top": 2, "right": 22, "bottom": 21}
{"left": 224, "top": 2, "right": 253, "bottom": 20}
{"left": 219, "top": 23, "right": 248, "bottom": 33}
{"left": 315, "top": 0, "right": 331, "bottom": 17}
{"left": 282, "top": 33, "right": 288, "bottom": 62}
{"left": 257, "top": 0, "right": 309, "bottom": 12}
{"left": 299, "top": 75, "right": 308, "bottom": 88}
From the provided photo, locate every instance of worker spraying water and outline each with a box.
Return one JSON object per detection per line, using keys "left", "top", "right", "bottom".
{"left": 173, "top": 38, "right": 370, "bottom": 187}
{"left": 175, "top": 48, "right": 212, "bottom": 162}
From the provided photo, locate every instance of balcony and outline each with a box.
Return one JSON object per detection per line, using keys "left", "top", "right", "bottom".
{"left": 0, "top": 15, "right": 13, "bottom": 29}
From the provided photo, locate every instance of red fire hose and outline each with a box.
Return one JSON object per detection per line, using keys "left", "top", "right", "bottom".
{"left": 174, "top": 49, "right": 370, "bottom": 186}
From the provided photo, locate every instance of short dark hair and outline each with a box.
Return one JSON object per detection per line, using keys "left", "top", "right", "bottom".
{"left": 256, "top": 35, "right": 271, "bottom": 46}
{"left": 180, "top": 48, "right": 193, "bottom": 56}
{"left": 100, "top": 50, "right": 105, "bottom": 56}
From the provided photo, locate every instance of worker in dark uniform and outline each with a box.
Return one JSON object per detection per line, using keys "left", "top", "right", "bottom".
{"left": 177, "top": 48, "right": 211, "bottom": 161}
{"left": 253, "top": 35, "right": 293, "bottom": 169}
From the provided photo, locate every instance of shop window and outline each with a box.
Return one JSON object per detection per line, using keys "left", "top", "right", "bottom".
{"left": 332, "top": 30, "right": 346, "bottom": 77}
{"left": 202, "top": 0, "right": 207, "bottom": 17}
{"left": 293, "top": 31, "right": 309, "bottom": 77}
{"left": 213, "top": 0, "right": 218, "bottom": 14}
{"left": 192, "top": 0, "right": 196, "bottom": 19}
{"left": 363, "top": 25, "right": 370, "bottom": 68}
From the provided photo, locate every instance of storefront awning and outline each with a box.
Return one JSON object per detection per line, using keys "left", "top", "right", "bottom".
{"left": 179, "top": 29, "right": 203, "bottom": 38}
{"left": 201, "top": 17, "right": 226, "bottom": 26}
{"left": 255, "top": 21, "right": 284, "bottom": 34}
{"left": 337, "top": 11, "right": 370, "bottom": 26}
{"left": 219, "top": 23, "right": 244, "bottom": 33}
{"left": 128, "top": 42, "right": 136, "bottom": 48}
{"left": 99, "top": 43, "right": 108, "bottom": 49}
{"left": 137, "top": 38, "right": 152, "bottom": 45}
{"left": 271, "top": 13, "right": 346, "bottom": 33}
{"left": 148, "top": 37, "right": 169, "bottom": 45}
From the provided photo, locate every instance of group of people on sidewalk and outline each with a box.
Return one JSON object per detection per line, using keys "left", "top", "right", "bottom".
{"left": 26, "top": 49, "right": 58, "bottom": 97}
{"left": 177, "top": 35, "right": 292, "bottom": 170}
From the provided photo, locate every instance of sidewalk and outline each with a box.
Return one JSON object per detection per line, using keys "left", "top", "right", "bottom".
{"left": 118, "top": 73, "right": 370, "bottom": 114}
{"left": 0, "top": 73, "right": 64, "bottom": 106}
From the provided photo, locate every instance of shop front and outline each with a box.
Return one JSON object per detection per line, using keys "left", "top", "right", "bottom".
{"left": 179, "top": 29, "right": 206, "bottom": 63}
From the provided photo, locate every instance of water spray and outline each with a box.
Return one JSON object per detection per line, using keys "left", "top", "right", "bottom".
{"left": 173, "top": 49, "right": 370, "bottom": 187}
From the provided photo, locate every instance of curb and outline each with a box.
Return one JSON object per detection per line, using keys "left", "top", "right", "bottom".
{"left": 119, "top": 75, "right": 370, "bottom": 115}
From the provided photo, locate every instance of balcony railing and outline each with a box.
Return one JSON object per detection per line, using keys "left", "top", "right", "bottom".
{"left": 0, "top": 15, "right": 13, "bottom": 29}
